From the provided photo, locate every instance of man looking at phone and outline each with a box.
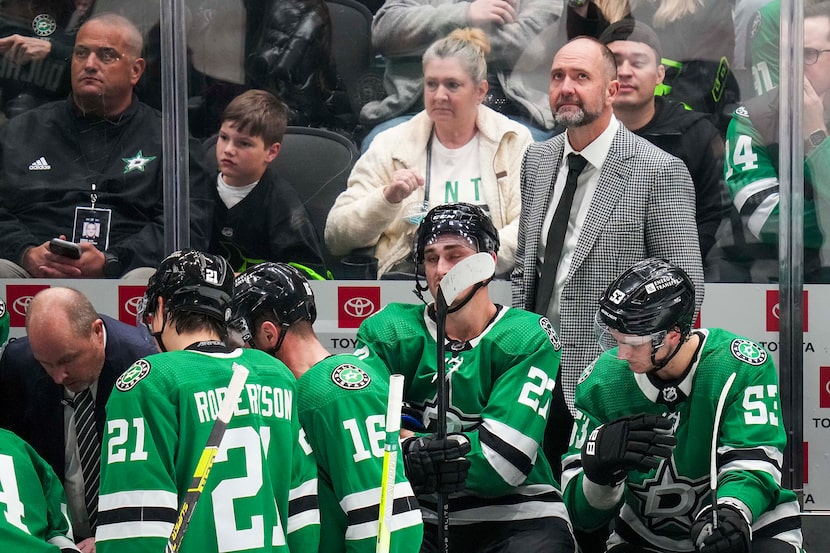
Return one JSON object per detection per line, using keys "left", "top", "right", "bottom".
{"left": 0, "top": 13, "right": 212, "bottom": 279}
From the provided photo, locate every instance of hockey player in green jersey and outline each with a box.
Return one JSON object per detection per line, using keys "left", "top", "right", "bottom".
{"left": 562, "top": 258, "right": 805, "bottom": 553}
{"left": 355, "top": 203, "right": 576, "bottom": 553}
{"left": 230, "top": 261, "right": 423, "bottom": 552}
{"left": 0, "top": 428, "right": 80, "bottom": 552}
{"left": 96, "top": 250, "right": 320, "bottom": 553}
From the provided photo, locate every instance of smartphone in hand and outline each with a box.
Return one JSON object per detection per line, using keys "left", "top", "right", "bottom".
{"left": 49, "top": 238, "right": 81, "bottom": 260}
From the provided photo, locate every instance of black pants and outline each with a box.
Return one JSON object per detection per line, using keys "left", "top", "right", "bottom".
{"left": 420, "top": 517, "right": 576, "bottom": 553}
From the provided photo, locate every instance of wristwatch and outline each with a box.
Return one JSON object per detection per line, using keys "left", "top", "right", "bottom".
{"left": 809, "top": 129, "right": 827, "bottom": 148}
{"left": 102, "top": 251, "right": 123, "bottom": 278}
{"left": 568, "top": 0, "right": 587, "bottom": 6}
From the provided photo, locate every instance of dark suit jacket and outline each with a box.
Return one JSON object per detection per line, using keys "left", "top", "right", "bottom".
{"left": 0, "top": 315, "right": 157, "bottom": 480}
{"left": 512, "top": 124, "right": 705, "bottom": 411}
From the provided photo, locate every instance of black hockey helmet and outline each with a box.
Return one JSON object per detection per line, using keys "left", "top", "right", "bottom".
{"left": 140, "top": 249, "right": 234, "bottom": 326}
{"left": 413, "top": 202, "right": 499, "bottom": 265}
{"left": 232, "top": 262, "right": 316, "bottom": 327}
{"left": 597, "top": 258, "right": 695, "bottom": 346}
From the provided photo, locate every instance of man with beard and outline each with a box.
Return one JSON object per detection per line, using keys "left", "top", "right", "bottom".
{"left": 511, "top": 35, "right": 703, "bottom": 477}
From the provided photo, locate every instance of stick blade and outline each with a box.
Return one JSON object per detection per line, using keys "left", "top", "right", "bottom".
{"left": 438, "top": 252, "right": 496, "bottom": 307}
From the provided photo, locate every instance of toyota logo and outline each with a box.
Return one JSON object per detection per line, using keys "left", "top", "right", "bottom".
{"left": 124, "top": 296, "right": 144, "bottom": 317}
{"left": 771, "top": 302, "right": 780, "bottom": 320}
{"left": 344, "top": 297, "right": 376, "bottom": 318}
{"left": 13, "top": 296, "right": 34, "bottom": 317}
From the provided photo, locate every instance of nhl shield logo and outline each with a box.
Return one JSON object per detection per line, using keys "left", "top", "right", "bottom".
{"left": 116, "top": 359, "right": 151, "bottom": 391}
{"left": 730, "top": 339, "right": 767, "bottom": 366}
{"left": 662, "top": 386, "right": 678, "bottom": 403}
{"left": 331, "top": 364, "right": 371, "bottom": 390}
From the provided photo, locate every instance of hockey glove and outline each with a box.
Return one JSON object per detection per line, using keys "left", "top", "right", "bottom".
{"left": 581, "top": 413, "right": 676, "bottom": 485}
{"left": 402, "top": 433, "right": 471, "bottom": 495}
{"left": 691, "top": 503, "right": 752, "bottom": 553}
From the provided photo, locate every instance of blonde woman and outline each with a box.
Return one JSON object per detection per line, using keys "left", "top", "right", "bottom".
{"left": 325, "top": 28, "right": 530, "bottom": 278}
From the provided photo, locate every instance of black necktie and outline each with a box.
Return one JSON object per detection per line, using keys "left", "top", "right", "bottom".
{"left": 534, "top": 153, "right": 589, "bottom": 314}
{"left": 74, "top": 388, "right": 100, "bottom": 530}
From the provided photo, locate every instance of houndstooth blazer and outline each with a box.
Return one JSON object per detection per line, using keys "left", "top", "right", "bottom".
{"left": 511, "top": 124, "right": 704, "bottom": 411}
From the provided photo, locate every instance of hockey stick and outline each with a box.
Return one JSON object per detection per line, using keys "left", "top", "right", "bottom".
{"left": 709, "top": 372, "right": 737, "bottom": 531}
{"left": 377, "top": 373, "right": 406, "bottom": 553}
{"left": 434, "top": 252, "right": 496, "bottom": 553}
{"left": 165, "top": 364, "right": 250, "bottom": 553}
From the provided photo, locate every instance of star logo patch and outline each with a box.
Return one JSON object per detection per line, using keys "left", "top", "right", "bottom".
{"left": 122, "top": 150, "right": 157, "bottom": 173}
{"left": 331, "top": 364, "right": 371, "bottom": 390}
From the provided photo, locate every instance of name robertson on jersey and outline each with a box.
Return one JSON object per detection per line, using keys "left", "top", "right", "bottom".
{"left": 193, "top": 383, "right": 293, "bottom": 423}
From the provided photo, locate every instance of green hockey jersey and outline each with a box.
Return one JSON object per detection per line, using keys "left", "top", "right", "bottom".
{"left": 355, "top": 303, "right": 569, "bottom": 526}
{"left": 296, "top": 353, "right": 423, "bottom": 552}
{"left": 96, "top": 344, "right": 320, "bottom": 553}
{"left": 562, "top": 328, "right": 803, "bottom": 552}
{"left": 0, "top": 428, "right": 78, "bottom": 552}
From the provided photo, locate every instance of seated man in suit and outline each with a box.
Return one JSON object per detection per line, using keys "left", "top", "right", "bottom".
{"left": 0, "top": 287, "right": 157, "bottom": 552}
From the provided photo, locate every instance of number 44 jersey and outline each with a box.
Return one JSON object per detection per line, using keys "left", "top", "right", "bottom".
{"left": 96, "top": 345, "right": 320, "bottom": 553}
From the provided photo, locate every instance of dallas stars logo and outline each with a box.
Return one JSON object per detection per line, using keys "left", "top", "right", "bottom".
{"left": 122, "top": 150, "right": 157, "bottom": 173}
{"left": 331, "top": 364, "right": 371, "bottom": 390}
{"left": 116, "top": 359, "right": 151, "bottom": 391}
{"left": 627, "top": 455, "right": 710, "bottom": 541}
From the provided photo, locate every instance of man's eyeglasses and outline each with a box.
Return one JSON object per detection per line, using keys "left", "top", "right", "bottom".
{"left": 73, "top": 46, "right": 122, "bottom": 64}
{"left": 804, "top": 47, "right": 830, "bottom": 65}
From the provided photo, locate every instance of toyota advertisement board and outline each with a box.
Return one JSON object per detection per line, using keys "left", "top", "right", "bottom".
{"left": 1, "top": 280, "right": 829, "bottom": 509}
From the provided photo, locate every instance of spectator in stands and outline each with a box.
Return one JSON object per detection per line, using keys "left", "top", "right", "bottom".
{"left": 359, "top": 0, "right": 562, "bottom": 149}
{"left": 209, "top": 89, "right": 327, "bottom": 278}
{"left": 561, "top": 0, "right": 740, "bottom": 132}
{"left": 723, "top": 1, "right": 830, "bottom": 283}
{"left": 129, "top": 0, "right": 344, "bottom": 138}
{"left": 0, "top": 0, "right": 93, "bottom": 120}
{"left": 0, "top": 13, "right": 213, "bottom": 279}
{"left": 597, "top": 20, "right": 728, "bottom": 262}
{"left": 325, "top": 28, "right": 531, "bottom": 278}
{"left": 245, "top": 0, "right": 340, "bottom": 129}
{"left": 0, "top": 287, "right": 157, "bottom": 551}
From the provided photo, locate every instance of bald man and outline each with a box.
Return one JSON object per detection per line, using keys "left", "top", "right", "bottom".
{"left": 0, "top": 287, "right": 156, "bottom": 551}
{"left": 0, "top": 13, "right": 213, "bottom": 280}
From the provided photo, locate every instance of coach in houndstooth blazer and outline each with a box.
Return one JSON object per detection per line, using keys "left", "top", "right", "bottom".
{"left": 511, "top": 37, "right": 704, "bottom": 416}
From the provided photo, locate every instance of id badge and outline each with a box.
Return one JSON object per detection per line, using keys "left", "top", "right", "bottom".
{"left": 73, "top": 206, "right": 112, "bottom": 250}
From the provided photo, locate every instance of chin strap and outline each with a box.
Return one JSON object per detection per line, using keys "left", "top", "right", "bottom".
{"left": 151, "top": 315, "right": 169, "bottom": 353}
{"left": 265, "top": 325, "right": 290, "bottom": 357}
{"left": 446, "top": 278, "right": 491, "bottom": 314}
{"left": 650, "top": 329, "right": 689, "bottom": 372}
{"left": 413, "top": 275, "right": 492, "bottom": 314}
